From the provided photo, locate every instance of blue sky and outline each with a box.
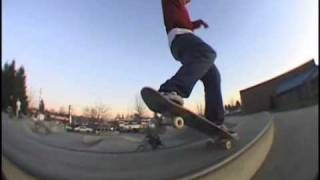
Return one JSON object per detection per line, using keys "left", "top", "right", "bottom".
{"left": 2, "top": 0, "right": 318, "bottom": 116}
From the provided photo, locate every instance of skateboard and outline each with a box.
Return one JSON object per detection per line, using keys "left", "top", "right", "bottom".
{"left": 32, "top": 121, "right": 51, "bottom": 134}
{"left": 140, "top": 87, "right": 238, "bottom": 150}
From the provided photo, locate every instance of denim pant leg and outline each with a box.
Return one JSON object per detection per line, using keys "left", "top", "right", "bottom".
{"left": 200, "top": 64, "right": 225, "bottom": 124}
{"left": 159, "top": 34, "right": 216, "bottom": 98}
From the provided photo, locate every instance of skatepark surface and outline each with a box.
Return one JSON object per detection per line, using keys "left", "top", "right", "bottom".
{"left": 2, "top": 105, "right": 318, "bottom": 179}
{"left": 252, "top": 105, "right": 318, "bottom": 180}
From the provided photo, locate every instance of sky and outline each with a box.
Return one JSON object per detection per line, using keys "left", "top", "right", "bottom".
{"left": 2, "top": 0, "right": 319, "bottom": 117}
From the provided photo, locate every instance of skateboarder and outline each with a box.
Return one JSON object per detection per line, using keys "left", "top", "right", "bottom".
{"left": 159, "top": 0, "right": 233, "bottom": 132}
{"left": 16, "top": 98, "right": 21, "bottom": 118}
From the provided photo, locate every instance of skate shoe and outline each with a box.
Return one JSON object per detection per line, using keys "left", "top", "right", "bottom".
{"left": 160, "top": 91, "right": 184, "bottom": 106}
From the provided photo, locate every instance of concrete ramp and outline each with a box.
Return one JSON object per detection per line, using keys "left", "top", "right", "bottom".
{"left": 2, "top": 112, "right": 274, "bottom": 180}
{"left": 252, "top": 105, "right": 318, "bottom": 180}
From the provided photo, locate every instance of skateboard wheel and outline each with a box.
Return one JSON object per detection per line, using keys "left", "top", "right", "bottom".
{"left": 222, "top": 140, "right": 232, "bottom": 150}
{"left": 173, "top": 117, "right": 184, "bottom": 129}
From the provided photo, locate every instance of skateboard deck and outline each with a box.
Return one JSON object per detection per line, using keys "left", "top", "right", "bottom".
{"left": 141, "top": 87, "right": 237, "bottom": 149}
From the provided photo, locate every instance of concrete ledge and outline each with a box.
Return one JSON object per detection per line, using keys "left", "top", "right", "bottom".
{"left": 2, "top": 156, "right": 36, "bottom": 180}
{"left": 190, "top": 119, "right": 274, "bottom": 180}
{"left": 252, "top": 105, "right": 318, "bottom": 180}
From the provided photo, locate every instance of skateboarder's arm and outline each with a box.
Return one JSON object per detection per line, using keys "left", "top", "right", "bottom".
{"left": 192, "top": 19, "right": 209, "bottom": 29}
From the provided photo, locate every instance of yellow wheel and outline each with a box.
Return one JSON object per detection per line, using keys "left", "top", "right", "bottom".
{"left": 173, "top": 117, "right": 184, "bottom": 129}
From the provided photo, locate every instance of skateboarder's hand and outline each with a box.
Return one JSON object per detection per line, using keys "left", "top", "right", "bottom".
{"left": 192, "top": 19, "right": 209, "bottom": 30}
{"left": 201, "top": 20, "right": 209, "bottom": 28}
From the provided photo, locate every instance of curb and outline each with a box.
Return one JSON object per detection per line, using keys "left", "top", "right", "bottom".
{"left": 183, "top": 116, "right": 275, "bottom": 180}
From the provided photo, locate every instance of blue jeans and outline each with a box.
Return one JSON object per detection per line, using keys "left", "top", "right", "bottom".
{"left": 159, "top": 33, "right": 224, "bottom": 124}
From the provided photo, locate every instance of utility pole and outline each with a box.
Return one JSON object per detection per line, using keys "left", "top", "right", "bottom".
{"left": 68, "top": 105, "right": 72, "bottom": 125}
{"left": 39, "top": 88, "right": 42, "bottom": 110}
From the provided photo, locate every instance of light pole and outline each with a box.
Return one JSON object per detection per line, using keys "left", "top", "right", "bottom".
{"left": 68, "top": 105, "right": 72, "bottom": 125}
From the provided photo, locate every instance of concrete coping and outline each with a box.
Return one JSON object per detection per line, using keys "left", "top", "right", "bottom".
{"left": 183, "top": 114, "right": 275, "bottom": 180}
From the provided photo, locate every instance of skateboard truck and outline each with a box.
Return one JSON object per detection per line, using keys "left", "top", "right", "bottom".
{"left": 136, "top": 118, "right": 166, "bottom": 151}
{"left": 154, "top": 113, "right": 185, "bottom": 129}
{"left": 206, "top": 136, "right": 233, "bottom": 150}
{"left": 145, "top": 134, "right": 163, "bottom": 150}
{"left": 137, "top": 132, "right": 164, "bottom": 151}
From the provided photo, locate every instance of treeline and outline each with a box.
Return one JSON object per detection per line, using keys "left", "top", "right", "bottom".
{"left": 2, "top": 60, "right": 29, "bottom": 114}
{"left": 224, "top": 100, "right": 241, "bottom": 112}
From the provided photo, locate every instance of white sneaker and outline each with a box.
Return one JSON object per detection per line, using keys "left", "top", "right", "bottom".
{"left": 160, "top": 91, "right": 184, "bottom": 106}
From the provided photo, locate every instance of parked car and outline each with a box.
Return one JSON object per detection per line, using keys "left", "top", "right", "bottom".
{"left": 95, "top": 127, "right": 108, "bottom": 135}
{"left": 74, "top": 126, "right": 93, "bottom": 133}
{"left": 65, "top": 125, "right": 73, "bottom": 132}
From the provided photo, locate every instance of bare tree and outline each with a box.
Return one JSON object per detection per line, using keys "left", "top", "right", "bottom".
{"left": 27, "top": 88, "right": 37, "bottom": 109}
{"left": 95, "top": 102, "right": 110, "bottom": 120}
{"left": 134, "top": 94, "right": 146, "bottom": 118}
{"left": 125, "top": 112, "right": 132, "bottom": 121}
{"left": 229, "top": 98, "right": 235, "bottom": 107}
{"left": 82, "top": 106, "right": 91, "bottom": 118}
{"left": 59, "top": 106, "right": 66, "bottom": 115}
{"left": 82, "top": 103, "right": 110, "bottom": 121}
{"left": 235, "top": 100, "right": 241, "bottom": 110}
{"left": 114, "top": 114, "right": 125, "bottom": 121}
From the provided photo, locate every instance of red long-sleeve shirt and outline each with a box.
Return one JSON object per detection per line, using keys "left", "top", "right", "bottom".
{"left": 162, "top": 0, "right": 202, "bottom": 33}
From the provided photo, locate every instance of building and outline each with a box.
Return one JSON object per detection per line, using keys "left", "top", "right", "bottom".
{"left": 47, "top": 112, "right": 70, "bottom": 124}
{"left": 240, "top": 59, "right": 318, "bottom": 113}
